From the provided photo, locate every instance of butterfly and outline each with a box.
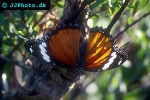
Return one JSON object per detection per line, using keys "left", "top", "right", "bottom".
{"left": 24, "top": 23, "right": 128, "bottom": 72}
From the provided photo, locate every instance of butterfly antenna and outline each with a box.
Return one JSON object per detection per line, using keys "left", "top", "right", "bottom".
{"left": 120, "top": 41, "right": 130, "bottom": 49}
{"left": 12, "top": 29, "right": 28, "bottom": 41}
{"left": 17, "top": 34, "right": 28, "bottom": 41}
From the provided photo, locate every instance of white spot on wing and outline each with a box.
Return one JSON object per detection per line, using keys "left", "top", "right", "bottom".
{"left": 42, "top": 42, "right": 46, "bottom": 47}
{"left": 118, "top": 59, "right": 122, "bottom": 65}
{"left": 43, "top": 56, "right": 50, "bottom": 62}
{"left": 39, "top": 44, "right": 47, "bottom": 52}
{"left": 39, "top": 44, "right": 50, "bottom": 62}
{"left": 102, "top": 52, "right": 117, "bottom": 70}
{"left": 30, "top": 48, "right": 33, "bottom": 53}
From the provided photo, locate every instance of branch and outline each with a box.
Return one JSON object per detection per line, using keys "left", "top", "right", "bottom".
{"left": 107, "top": 0, "right": 130, "bottom": 33}
{"left": 80, "top": 0, "right": 96, "bottom": 10}
{"left": 7, "top": 44, "right": 20, "bottom": 57}
{"left": 33, "top": 10, "right": 50, "bottom": 29}
{"left": 112, "top": 11, "right": 150, "bottom": 41}
{"left": 13, "top": 57, "right": 81, "bottom": 100}
{"left": 70, "top": 72, "right": 102, "bottom": 100}
{"left": 0, "top": 54, "right": 29, "bottom": 71}
{"left": 86, "top": 8, "right": 107, "bottom": 20}
{"left": 7, "top": 11, "right": 28, "bottom": 57}
{"left": 102, "top": 70, "right": 116, "bottom": 100}
{"left": 62, "top": 0, "right": 95, "bottom": 23}
{"left": 21, "top": 11, "right": 28, "bottom": 32}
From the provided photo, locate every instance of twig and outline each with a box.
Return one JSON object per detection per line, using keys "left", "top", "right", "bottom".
{"left": 112, "top": 11, "right": 150, "bottom": 41}
{"left": 86, "top": 8, "right": 107, "bottom": 20}
{"left": 102, "top": 70, "right": 116, "bottom": 100}
{"left": 0, "top": 54, "right": 29, "bottom": 71}
{"left": 83, "top": 73, "right": 101, "bottom": 87}
{"left": 80, "top": 0, "right": 96, "bottom": 11}
{"left": 21, "top": 11, "right": 28, "bottom": 32}
{"left": 7, "top": 11, "right": 28, "bottom": 57}
{"left": 70, "top": 72, "right": 102, "bottom": 100}
{"left": 33, "top": 10, "right": 50, "bottom": 28}
{"left": 107, "top": 0, "right": 130, "bottom": 33}
{"left": 64, "top": 0, "right": 96, "bottom": 23}
{"left": 18, "top": 47, "right": 28, "bottom": 59}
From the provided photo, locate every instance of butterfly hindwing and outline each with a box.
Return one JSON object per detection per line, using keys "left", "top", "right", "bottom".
{"left": 100, "top": 45, "right": 128, "bottom": 71}
{"left": 24, "top": 36, "right": 51, "bottom": 63}
{"left": 83, "top": 27, "right": 128, "bottom": 72}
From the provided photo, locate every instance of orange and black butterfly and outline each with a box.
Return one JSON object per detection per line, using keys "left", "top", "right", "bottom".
{"left": 24, "top": 23, "right": 128, "bottom": 72}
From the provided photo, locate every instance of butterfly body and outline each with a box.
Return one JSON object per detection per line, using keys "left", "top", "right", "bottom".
{"left": 24, "top": 23, "right": 128, "bottom": 72}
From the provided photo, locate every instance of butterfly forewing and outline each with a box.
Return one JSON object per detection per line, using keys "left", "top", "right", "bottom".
{"left": 48, "top": 25, "right": 82, "bottom": 66}
{"left": 24, "top": 37, "right": 51, "bottom": 63}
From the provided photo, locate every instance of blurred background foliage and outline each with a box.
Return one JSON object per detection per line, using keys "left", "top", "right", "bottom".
{"left": 0, "top": 0, "right": 150, "bottom": 100}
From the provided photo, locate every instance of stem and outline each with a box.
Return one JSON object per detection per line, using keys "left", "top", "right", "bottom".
{"left": 112, "top": 11, "right": 150, "bottom": 41}
{"left": 64, "top": 0, "right": 96, "bottom": 23}
{"left": 33, "top": 10, "right": 50, "bottom": 28}
{"left": 107, "top": 0, "right": 130, "bottom": 33}
{"left": 0, "top": 54, "right": 29, "bottom": 71}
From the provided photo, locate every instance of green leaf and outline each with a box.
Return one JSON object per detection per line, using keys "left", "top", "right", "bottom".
{"left": 109, "top": 7, "right": 114, "bottom": 15}
{"left": 89, "top": 0, "right": 105, "bottom": 10}
{"left": 128, "top": 17, "right": 133, "bottom": 24}
{"left": 138, "top": 0, "right": 149, "bottom": 9}
{"left": 4, "top": 38, "right": 15, "bottom": 46}
{"left": 56, "top": 1, "right": 64, "bottom": 8}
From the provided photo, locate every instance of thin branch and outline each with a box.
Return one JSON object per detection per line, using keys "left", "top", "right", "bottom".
{"left": 33, "top": 10, "right": 50, "bottom": 29}
{"left": 107, "top": 0, "right": 130, "bottom": 33}
{"left": 21, "top": 11, "right": 28, "bottom": 32}
{"left": 80, "top": 0, "right": 96, "bottom": 10}
{"left": 7, "top": 44, "right": 20, "bottom": 57}
{"left": 112, "top": 11, "right": 150, "bottom": 41}
{"left": 18, "top": 47, "right": 28, "bottom": 59}
{"left": 64, "top": 0, "right": 96, "bottom": 23}
{"left": 0, "top": 54, "right": 29, "bottom": 71}
{"left": 7, "top": 11, "right": 28, "bottom": 57}
{"left": 102, "top": 70, "right": 116, "bottom": 100}
{"left": 86, "top": 8, "right": 107, "bottom": 20}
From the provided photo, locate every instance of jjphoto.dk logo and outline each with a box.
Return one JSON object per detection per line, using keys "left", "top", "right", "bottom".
{"left": 1, "top": 0, "right": 50, "bottom": 10}
{"left": 9, "top": 3, "right": 46, "bottom": 8}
